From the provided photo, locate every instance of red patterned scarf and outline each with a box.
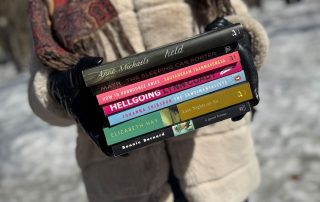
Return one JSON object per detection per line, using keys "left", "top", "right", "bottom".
{"left": 29, "top": 0, "right": 234, "bottom": 70}
{"left": 28, "top": 0, "right": 117, "bottom": 70}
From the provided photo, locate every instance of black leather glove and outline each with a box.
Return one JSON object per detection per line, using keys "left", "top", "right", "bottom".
{"left": 205, "top": 17, "right": 260, "bottom": 121}
{"left": 48, "top": 57, "right": 112, "bottom": 155}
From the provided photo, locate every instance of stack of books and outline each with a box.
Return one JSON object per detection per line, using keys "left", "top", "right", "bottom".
{"left": 82, "top": 23, "right": 256, "bottom": 156}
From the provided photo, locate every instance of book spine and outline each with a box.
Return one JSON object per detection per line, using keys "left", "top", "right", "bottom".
{"left": 91, "top": 43, "right": 239, "bottom": 95}
{"left": 103, "top": 61, "right": 242, "bottom": 116}
{"left": 97, "top": 51, "right": 240, "bottom": 105}
{"left": 107, "top": 70, "right": 246, "bottom": 126}
{"left": 83, "top": 24, "right": 243, "bottom": 87}
{"left": 111, "top": 102, "right": 251, "bottom": 156}
{"left": 103, "top": 82, "right": 253, "bottom": 145}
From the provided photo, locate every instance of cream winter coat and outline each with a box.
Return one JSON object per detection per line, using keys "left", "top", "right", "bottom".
{"left": 28, "top": 0, "right": 269, "bottom": 201}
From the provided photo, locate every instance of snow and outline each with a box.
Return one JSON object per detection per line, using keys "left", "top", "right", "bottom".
{"left": 1, "top": 0, "right": 320, "bottom": 201}
{"left": 0, "top": 75, "right": 87, "bottom": 202}
{"left": 0, "top": 62, "right": 17, "bottom": 82}
{"left": 250, "top": 0, "right": 320, "bottom": 201}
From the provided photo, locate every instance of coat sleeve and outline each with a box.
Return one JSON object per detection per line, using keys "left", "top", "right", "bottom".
{"left": 226, "top": 0, "right": 269, "bottom": 70}
{"left": 27, "top": 0, "right": 142, "bottom": 127}
{"left": 28, "top": 55, "right": 75, "bottom": 126}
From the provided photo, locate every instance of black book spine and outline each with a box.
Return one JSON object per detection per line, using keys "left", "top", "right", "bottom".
{"left": 111, "top": 102, "right": 251, "bottom": 156}
{"left": 83, "top": 24, "right": 243, "bottom": 87}
{"left": 90, "top": 43, "right": 239, "bottom": 95}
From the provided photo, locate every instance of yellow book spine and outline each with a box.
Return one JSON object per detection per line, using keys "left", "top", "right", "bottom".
{"left": 177, "top": 82, "right": 253, "bottom": 121}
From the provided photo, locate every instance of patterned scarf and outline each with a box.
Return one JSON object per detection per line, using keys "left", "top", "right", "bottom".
{"left": 29, "top": 0, "right": 234, "bottom": 71}
{"left": 28, "top": 0, "right": 117, "bottom": 70}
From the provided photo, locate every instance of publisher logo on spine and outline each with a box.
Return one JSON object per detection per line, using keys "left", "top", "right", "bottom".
{"left": 220, "top": 66, "right": 233, "bottom": 76}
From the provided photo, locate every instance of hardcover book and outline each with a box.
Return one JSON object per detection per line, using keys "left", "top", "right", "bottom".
{"left": 107, "top": 70, "right": 246, "bottom": 126}
{"left": 96, "top": 51, "right": 240, "bottom": 105}
{"left": 90, "top": 43, "right": 239, "bottom": 95}
{"left": 80, "top": 23, "right": 260, "bottom": 157}
{"left": 111, "top": 102, "right": 251, "bottom": 156}
{"left": 103, "top": 82, "right": 253, "bottom": 145}
{"left": 82, "top": 24, "right": 243, "bottom": 87}
{"left": 103, "top": 61, "right": 243, "bottom": 116}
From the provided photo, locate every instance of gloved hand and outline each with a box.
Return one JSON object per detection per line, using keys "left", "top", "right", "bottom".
{"left": 205, "top": 17, "right": 260, "bottom": 121}
{"left": 48, "top": 57, "right": 112, "bottom": 155}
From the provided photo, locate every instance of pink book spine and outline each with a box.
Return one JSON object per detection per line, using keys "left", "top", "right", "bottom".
{"left": 96, "top": 51, "right": 240, "bottom": 105}
{"left": 103, "top": 62, "right": 243, "bottom": 115}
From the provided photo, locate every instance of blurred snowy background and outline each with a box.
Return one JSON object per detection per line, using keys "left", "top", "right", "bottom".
{"left": 0, "top": 0, "right": 319, "bottom": 201}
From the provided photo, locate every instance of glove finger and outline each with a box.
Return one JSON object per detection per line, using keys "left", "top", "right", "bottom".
{"left": 77, "top": 56, "right": 104, "bottom": 70}
{"left": 205, "top": 17, "right": 233, "bottom": 32}
{"left": 73, "top": 89, "right": 113, "bottom": 155}
{"left": 231, "top": 114, "right": 246, "bottom": 122}
{"left": 238, "top": 45, "right": 260, "bottom": 106}
{"left": 70, "top": 57, "right": 104, "bottom": 87}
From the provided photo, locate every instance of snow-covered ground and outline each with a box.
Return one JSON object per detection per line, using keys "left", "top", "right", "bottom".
{"left": 251, "top": 0, "right": 320, "bottom": 201}
{"left": 0, "top": 1, "right": 319, "bottom": 201}
{"left": 0, "top": 74, "right": 87, "bottom": 201}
